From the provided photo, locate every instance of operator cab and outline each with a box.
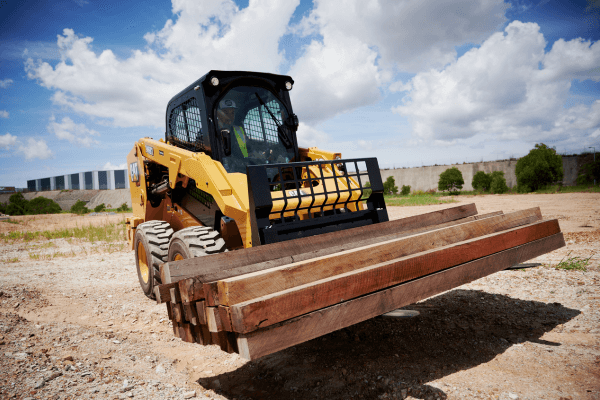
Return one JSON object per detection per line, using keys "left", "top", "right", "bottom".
{"left": 216, "top": 86, "right": 295, "bottom": 174}
{"left": 165, "top": 71, "right": 300, "bottom": 177}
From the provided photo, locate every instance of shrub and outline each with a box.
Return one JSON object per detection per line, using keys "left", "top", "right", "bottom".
{"left": 515, "top": 143, "right": 563, "bottom": 192}
{"left": 94, "top": 203, "right": 106, "bottom": 213}
{"left": 576, "top": 159, "right": 600, "bottom": 185}
{"left": 0, "top": 203, "right": 5, "bottom": 214}
{"left": 70, "top": 200, "right": 90, "bottom": 215}
{"left": 400, "top": 185, "right": 411, "bottom": 196}
{"left": 6, "top": 193, "right": 28, "bottom": 215}
{"left": 383, "top": 176, "right": 398, "bottom": 195}
{"left": 362, "top": 182, "right": 372, "bottom": 198}
{"left": 116, "top": 203, "right": 130, "bottom": 212}
{"left": 472, "top": 171, "right": 492, "bottom": 192}
{"left": 438, "top": 167, "right": 464, "bottom": 194}
{"left": 490, "top": 172, "right": 509, "bottom": 194}
{"left": 25, "top": 197, "right": 62, "bottom": 214}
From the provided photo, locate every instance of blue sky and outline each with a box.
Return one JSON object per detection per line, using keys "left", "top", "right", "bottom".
{"left": 1, "top": 0, "right": 599, "bottom": 187}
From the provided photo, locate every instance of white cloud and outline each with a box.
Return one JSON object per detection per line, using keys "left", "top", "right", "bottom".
{"left": 0, "top": 79, "right": 13, "bottom": 88}
{"left": 25, "top": 0, "right": 299, "bottom": 128}
{"left": 17, "top": 138, "right": 53, "bottom": 160}
{"left": 393, "top": 21, "right": 600, "bottom": 146}
{"left": 0, "top": 110, "right": 8, "bottom": 119}
{"left": 294, "top": 0, "right": 508, "bottom": 72}
{"left": 288, "top": 0, "right": 508, "bottom": 125}
{"left": 0, "top": 133, "right": 18, "bottom": 149}
{"left": 296, "top": 122, "right": 329, "bottom": 147}
{"left": 103, "top": 162, "right": 127, "bottom": 170}
{"left": 47, "top": 115, "right": 99, "bottom": 147}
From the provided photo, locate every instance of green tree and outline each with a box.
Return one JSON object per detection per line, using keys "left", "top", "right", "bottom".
{"left": 6, "top": 193, "right": 28, "bottom": 215}
{"left": 490, "top": 172, "right": 509, "bottom": 194}
{"left": 70, "top": 200, "right": 90, "bottom": 215}
{"left": 400, "top": 185, "right": 411, "bottom": 196}
{"left": 116, "top": 203, "right": 130, "bottom": 212}
{"left": 515, "top": 143, "right": 563, "bottom": 192}
{"left": 438, "top": 167, "right": 464, "bottom": 194}
{"left": 25, "top": 197, "right": 62, "bottom": 214}
{"left": 472, "top": 171, "right": 492, "bottom": 192}
{"left": 383, "top": 176, "right": 398, "bottom": 195}
{"left": 94, "top": 203, "right": 106, "bottom": 212}
{"left": 576, "top": 159, "right": 600, "bottom": 185}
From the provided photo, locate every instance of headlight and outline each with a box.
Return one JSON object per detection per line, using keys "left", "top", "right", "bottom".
{"left": 285, "top": 81, "right": 293, "bottom": 90}
{"left": 210, "top": 76, "right": 219, "bottom": 86}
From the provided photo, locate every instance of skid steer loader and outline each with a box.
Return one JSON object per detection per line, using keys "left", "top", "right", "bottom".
{"left": 127, "top": 71, "right": 564, "bottom": 359}
{"left": 126, "top": 70, "right": 386, "bottom": 299}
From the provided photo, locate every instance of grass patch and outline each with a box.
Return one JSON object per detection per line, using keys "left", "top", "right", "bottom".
{"left": 553, "top": 251, "right": 593, "bottom": 272}
{"left": 3, "top": 257, "right": 19, "bottom": 263}
{"left": 534, "top": 184, "right": 600, "bottom": 194}
{"left": 0, "top": 221, "right": 127, "bottom": 243}
{"left": 1, "top": 219, "right": 21, "bottom": 224}
{"left": 384, "top": 193, "right": 458, "bottom": 207}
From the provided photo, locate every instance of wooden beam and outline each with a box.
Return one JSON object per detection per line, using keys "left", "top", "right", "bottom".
{"left": 217, "top": 208, "right": 540, "bottom": 306}
{"left": 178, "top": 278, "right": 204, "bottom": 303}
{"left": 206, "top": 307, "right": 224, "bottom": 333}
{"left": 169, "top": 287, "right": 181, "bottom": 304}
{"left": 201, "top": 210, "right": 505, "bottom": 305}
{"left": 180, "top": 322, "right": 195, "bottom": 343}
{"left": 154, "top": 282, "right": 178, "bottom": 304}
{"left": 162, "top": 203, "right": 479, "bottom": 283}
{"left": 171, "top": 303, "right": 183, "bottom": 323}
{"left": 230, "top": 219, "right": 559, "bottom": 333}
{"left": 235, "top": 232, "right": 565, "bottom": 360}
{"left": 194, "top": 301, "right": 207, "bottom": 325}
{"left": 183, "top": 302, "right": 200, "bottom": 325}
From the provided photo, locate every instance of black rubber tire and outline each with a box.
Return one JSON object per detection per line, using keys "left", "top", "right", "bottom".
{"left": 168, "top": 226, "right": 228, "bottom": 262}
{"left": 134, "top": 221, "right": 174, "bottom": 299}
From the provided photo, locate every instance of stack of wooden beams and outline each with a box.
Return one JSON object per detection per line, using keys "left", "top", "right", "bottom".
{"left": 153, "top": 204, "right": 564, "bottom": 360}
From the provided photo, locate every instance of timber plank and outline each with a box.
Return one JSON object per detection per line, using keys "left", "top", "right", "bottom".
{"left": 201, "top": 210, "right": 504, "bottom": 298}
{"left": 218, "top": 208, "right": 540, "bottom": 306}
{"left": 171, "top": 303, "right": 184, "bottom": 323}
{"left": 194, "top": 301, "right": 207, "bottom": 325}
{"left": 235, "top": 232, "right": 565, "bottom": 360}
{"left": 154, "top": 282, "right": 178, "bottom": 304}
{"left": 206, "top": 307, "right": 224, "bottom": 333}
{"left": 183, "top": 302, "right": 199, "bottom": 325}
{"left": 169, "top": 287, "right": 182, "bottom": 304}
{"left": 178, "top": 278, "right": 204, "bottom": 303}
{"left": 180, "top": 322, "right": 194, "bottom": 343}
{"left": 163, "top": 203, "right": 478, "bottom": 283}
{"left": 230, "top": 219, "right": 560, "bottom": 333}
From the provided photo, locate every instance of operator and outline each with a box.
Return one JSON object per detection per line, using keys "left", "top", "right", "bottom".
{"left": 217, "top": 99, "right": 249, "bottom": 158}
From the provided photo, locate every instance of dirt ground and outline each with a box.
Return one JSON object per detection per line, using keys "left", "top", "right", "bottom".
{"left": 0, "top": 193, "right": 598, "bottom": 400}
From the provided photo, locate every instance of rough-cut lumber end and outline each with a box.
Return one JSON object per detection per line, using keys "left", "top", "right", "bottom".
{"left": 206, "top": 307, "right": 223, "bottom": 332}
{"left": 169, "top": 287, "right": 182, "bottom": 304}
{"left": 166, "top": 302, "right": 173, "bottom": 320}
{"left": 154, "top": 282, "right": 178, "bottom": 304}
{"left": 180, "top": 322, "right": 195, "bottom": 343}
{"left": 172, "top": 321, "right": 180, "bottom": 338}
{"left": 178, "top": 278, "right": 204, "bottom": 303}
{"left": 160, "top": 262, "right": 172, "bottom": 284}
{"left": 195, "top": 301, "right": 207, "bottom": 325}
{"left": 172, "top": 303, "right": 183, "bottom": 323}
{"left": 204, "top": 282, "right": 219, "bottom": 306}
{"left": 233, "top": 232, "right": 565, "bottom": 360}
{"left": 183, "top": 302, "right": 199, "bottom": 325}
{"left": 219, "top": 306, "right": 233, "bottom": 331}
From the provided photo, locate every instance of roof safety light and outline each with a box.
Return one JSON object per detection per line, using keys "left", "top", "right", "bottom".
{"left": 285, "top": 81, "right": 293, "bottom": 90}
{"left": 210, "top": 76, "right": 219, "bottom": 86}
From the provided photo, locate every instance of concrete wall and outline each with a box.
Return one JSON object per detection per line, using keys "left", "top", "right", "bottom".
{"left": 380, "top": 155, "right": 585, "bottom": 192}
{"left": 0, "top": 189, "right": 132, "bottom": 211}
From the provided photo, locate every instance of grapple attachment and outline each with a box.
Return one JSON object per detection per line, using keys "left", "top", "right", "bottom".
{"left": 246, "top": 158, "right": 388, "bottom": 245}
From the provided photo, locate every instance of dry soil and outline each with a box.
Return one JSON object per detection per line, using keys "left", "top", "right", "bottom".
{"left": 0, "top": 193, "right": 598, "bottom": 400}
